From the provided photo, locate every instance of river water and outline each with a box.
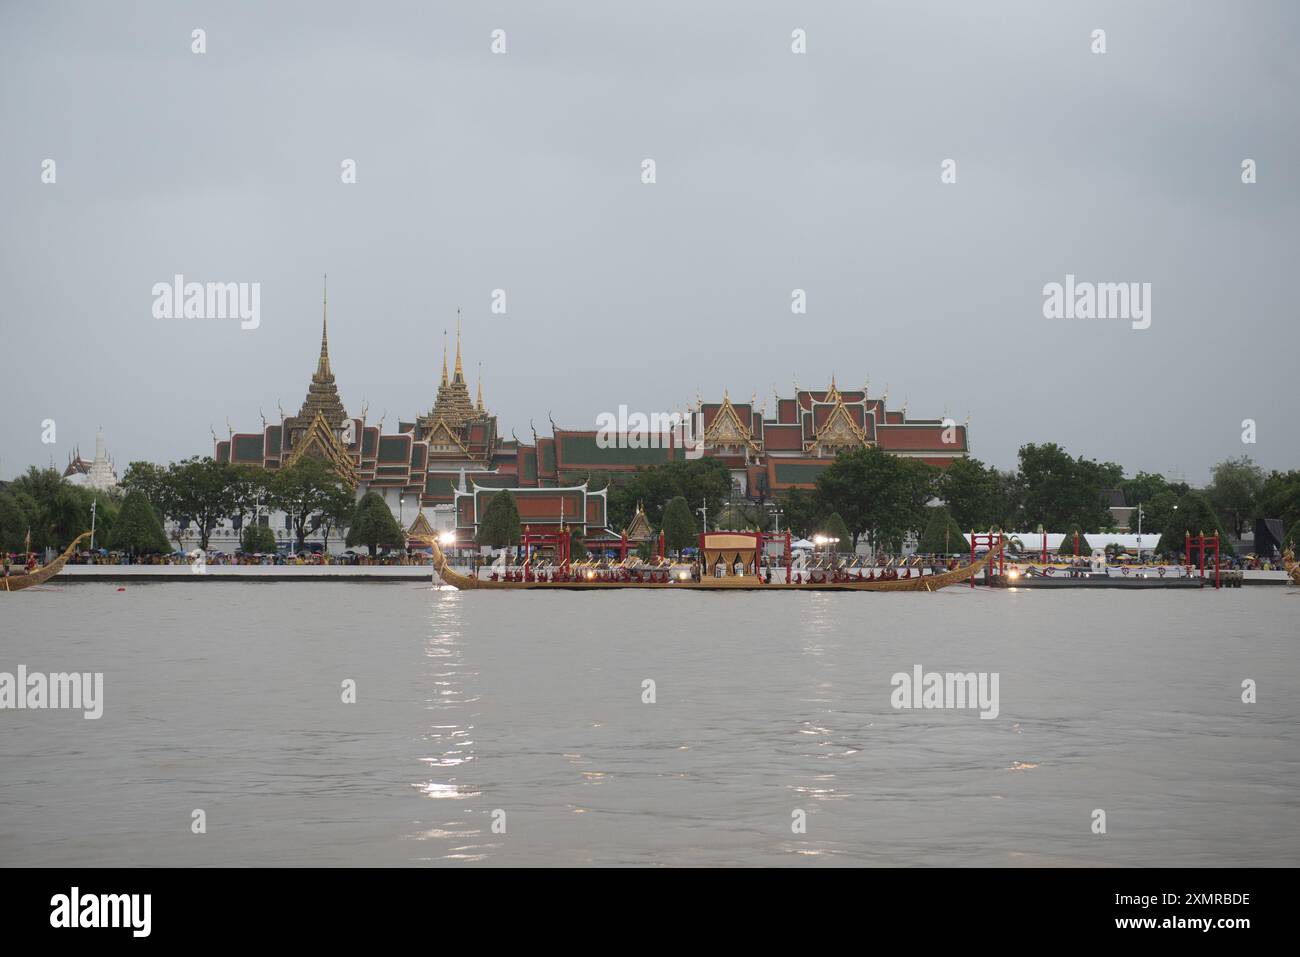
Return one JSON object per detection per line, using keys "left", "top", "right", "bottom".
{"left": 2, "top": 582, "right": 1296, "bottom": 866}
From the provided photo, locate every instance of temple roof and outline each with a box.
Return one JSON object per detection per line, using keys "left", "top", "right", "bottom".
{"left": 292, "top": 280, "right": 348, "bottom": 430}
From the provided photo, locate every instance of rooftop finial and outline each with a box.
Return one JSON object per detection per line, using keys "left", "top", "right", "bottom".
{"left": 476, "top": 361, "right": 484, "bottom": 412}
{"left": 454, "top": 310, "right": 464, "bottom": 382}
{"left": 441, "top": 329, "right": 449, "bottom": 387}
{"left": 316, "top": 274, "right": 332, "bottom": 378}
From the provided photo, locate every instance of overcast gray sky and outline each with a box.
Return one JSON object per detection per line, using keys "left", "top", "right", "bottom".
{"left": 2, "top": 0, "right": 1297, "bottom": 484}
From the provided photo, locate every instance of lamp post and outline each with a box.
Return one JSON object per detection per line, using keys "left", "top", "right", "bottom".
{"left": 89, "top": 498, "right": 97, "bottom": 553}
{"left": 1135, "top": 501, "right": 1143, "bottom": 559}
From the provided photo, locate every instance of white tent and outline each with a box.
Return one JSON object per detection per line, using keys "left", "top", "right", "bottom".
{"left": 1001, "top": 531, "right": 1163, "bottom": 554}
{"left": 791, "top": 538, "right": 816, "bottom": 550}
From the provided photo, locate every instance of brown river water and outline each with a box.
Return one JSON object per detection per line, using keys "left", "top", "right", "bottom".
{"left": 1, "top": 582, "right": 1296, "bottom": 866}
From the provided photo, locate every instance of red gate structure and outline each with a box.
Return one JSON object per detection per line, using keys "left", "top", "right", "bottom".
{"left": 522, "top": 525, "right": 571, "bottom": 573}
{"left": 759, "top": 530, "right": 792, "bottom": 581}
{"left": 1185, "top": 532, "right": 1221, "bottom": 589}
{"left": 969, "top": 531, "right": 1004, "bottom": 588}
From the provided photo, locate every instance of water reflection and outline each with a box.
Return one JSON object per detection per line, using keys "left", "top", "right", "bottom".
{"left": 411, "top": 590, "right": 496, "bottom": 862}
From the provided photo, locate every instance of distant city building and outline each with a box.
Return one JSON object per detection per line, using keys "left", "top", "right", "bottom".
{"left": 63, "top": 429, "right": 119, "bottom": 492}
{"left": 211, "top": 287, "right": 971, "bottom": 550}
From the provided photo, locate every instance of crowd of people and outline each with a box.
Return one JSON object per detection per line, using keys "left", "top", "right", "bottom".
{"left": 60, "top": 550, "right": 434, "bottom": 567}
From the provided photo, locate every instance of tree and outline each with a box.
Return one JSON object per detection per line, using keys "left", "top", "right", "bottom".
{"left": 1118, "top": 471, "right": 1172, "bottom": 509}
{"left": 346, "top": 492, "right": 404, "bottom": 557}
{"left": 0, "top": 487, "right": 39, "bottom": 552}
{"left": 227, "top": 465, "right": 270, "bottom": 532}
{"left": 476, "top": 490, "right": 522, "bottom": 556}
{"left": 240, "top": 524, "right": 277, "bottom": 553}
{"left": 717, "top": 501, "right": 765, "bottom": 530}
{"left": 939, "top": 457, "right": 997, "bottom": 530}
{"left": 776, "top": 487, "right": 823, "bottom": 538}
{"left": 160, "top": 457, "right": 239, "bottom": 550}
{"left": 569, "top": 526, "right": 588, "bottom": 561}
{"left": 1016, "top": 443, "right": 1109, "bottom": 532}
{"left": 1057, "top": 530, "right": 1090, "bottom": 556}
{"left": 819, "top": 512, "right": 852, "bottom": 552}
{"left": 918, "top": 507, "right": 969, "bottom": 554}
{"left": 604, "top": 458, "right": 731, "bottom": 532}
{"left": 268, "top": 458, "right": 351, "bottom": 551}
{"left": 120, "top": 461, "right": 169, "bottom": 508}
{"left": 314, "top": 484, "right": 356, "bottom": 551}
{"left": 111, "top": 490, "right": 171, "bottom": 556}
{"left": 1255, "top": 470, "right": 1300, "bottom": 535}
{"left": 661, "top": 496, "right": 697, "bottom": 557}
{"left": 1207, "top": 455, "right": 1266, "bottom": 537}
{"left": 1134, "top": 489, "right": 1178, "bottom": 541}
{"left": 814, "top": 446, "right": 932, "bottom": 552}
{"left": 1155, "top": 492, "right": 1234, "bottom": 558}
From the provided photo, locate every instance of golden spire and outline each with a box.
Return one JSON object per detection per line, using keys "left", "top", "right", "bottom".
{"left": 440, "top": 330, "right": 449, "bottom": 387}
{"left": 317, "top": 274, "right": 331, "bottom": 378}
{"left": 476, "top": 362, "right": 484, "bottom": 412}
{"left": 454, "top": 310, "right": 464, "bottom": 383}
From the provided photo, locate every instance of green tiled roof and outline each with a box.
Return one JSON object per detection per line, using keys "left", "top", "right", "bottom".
{"left": 773, "top": 461, "right": 831, "bottom": 484}
{"left": 559, "top": 434, "right": 674, "bottom": 468}
{"left": 233, "top": 435, "right": 264, "bottom": 462}
{"left": 378, "top": 435, "right": 409, "bottom": 464}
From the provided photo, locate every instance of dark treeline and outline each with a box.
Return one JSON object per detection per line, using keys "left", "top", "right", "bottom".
{"left": 3, "top": 446, "right": 1298, "bottom": 560}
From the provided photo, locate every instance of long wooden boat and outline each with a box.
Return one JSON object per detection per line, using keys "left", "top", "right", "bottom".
{"left": 1, "top": 532, "right": 91, "bottom": 592}
{"left": 987, "top": 572, "right": 1204, "bottom": 589}
{"left": 416, "top": 534, "right": 1001, "bottom": 592}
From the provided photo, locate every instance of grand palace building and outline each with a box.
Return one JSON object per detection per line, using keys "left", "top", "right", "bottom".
{"left": 209, "top": 292, "right": 969, "bottom": 551}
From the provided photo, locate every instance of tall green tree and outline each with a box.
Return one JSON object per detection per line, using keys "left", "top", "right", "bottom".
{"left": 314, "top": 484, "right": 356, "bottom": 551}
{"left": 1207, "top": 455, "right": 1266, "bottom": 537}
{"left": 1255, "top": 469, "right": 1300, "bottom": 532}
{"left": 111, "top": 490, "right": 171, "bottom": 555}
{"left": 939, "top": 457, "right": 997, "bottom": 530}
{"left": 819, "top": 512, "right": 852, "bottom": 551}
{"left": 1155, "top": 492, "right": 1234, "bottom": 558}
{"left": 815, "top": 446, "right": 932, "bottom": 551}
{"left": 268, "top": 458, "right": 351, "bottom": 551}
{"left": 1016, "top": 443, "right": 1109, "bottom": 532}
{"left": 120, "top": 461, "right": 169, "bottom": 508}
{"left": 1118, "top": 471, "right": 1172, "bottom": 509}
{"left": 569, "top": 526, "right": 588, "bottom": 560}
{"left": 661, "top": 496, "right": 697, "bottom": 557}
{"left": 604, "top": 458, "right": 731, "bottom": 532}
{"left": 476, "top": 490, "right": 522, "bottom": 555}
{"left": 160, "top": 457, "right": 238, "bottom": 550}
{"left": 918, "top": 507, "right": 969, "bottom": 554}
{"left": 0, "top": 487, "right": 39, "bottom": 552}
{"left": 227, "top": 465, "right": 270, "bottom": 532}
{"left": 345, "top": 491, "right": 404, "bottom": 557}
